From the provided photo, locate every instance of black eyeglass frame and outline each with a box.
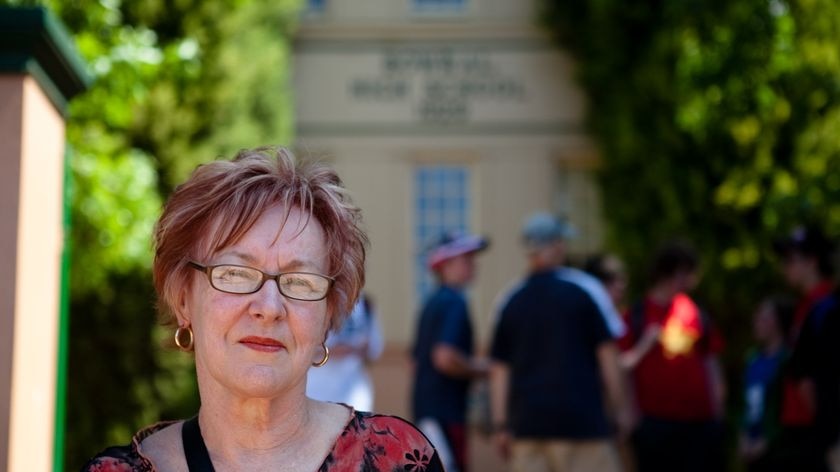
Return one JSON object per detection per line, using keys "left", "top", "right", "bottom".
{"left": 187, "top": 261, "right": 334, "bottom": 301}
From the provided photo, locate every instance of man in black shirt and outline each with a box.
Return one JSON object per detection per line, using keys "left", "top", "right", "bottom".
{"left": 489, "top": 212, "right": 630, "bottom": 472}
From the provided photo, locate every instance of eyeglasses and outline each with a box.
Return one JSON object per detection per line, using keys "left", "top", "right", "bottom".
{"left": 188, "top": 261, "right": 334, "bottom": 301}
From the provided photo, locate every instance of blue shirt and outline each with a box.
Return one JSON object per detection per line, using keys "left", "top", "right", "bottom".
{"left": 411, "top": 285, "right": 474, "bottom": 423}
{"left": 743, "top": 348, "right": 786, "bottom": 439}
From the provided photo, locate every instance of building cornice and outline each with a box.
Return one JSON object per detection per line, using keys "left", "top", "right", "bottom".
{"left": 0, "top": 6, "right": 91, "bottom": 114}
{"left": 296, "top": 22, "right": 552, "bottom": 42}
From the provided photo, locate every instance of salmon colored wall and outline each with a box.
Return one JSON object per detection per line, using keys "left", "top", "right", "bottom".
{"left": 0, "top": 74, "right": 65, "bottom": 472}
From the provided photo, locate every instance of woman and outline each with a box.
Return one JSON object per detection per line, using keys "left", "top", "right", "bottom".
{"left": 83, "top": 147, "right": 443, "bottom": 471}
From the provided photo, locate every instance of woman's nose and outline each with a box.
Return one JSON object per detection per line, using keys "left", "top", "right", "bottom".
{"left": 250, "top": 279, "right": 287, "bottom": 321}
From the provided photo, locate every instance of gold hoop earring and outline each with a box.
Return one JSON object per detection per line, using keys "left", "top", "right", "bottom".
{"left": 174, "top": 326, "right": 194, "bottom": 351}
{"left": 312, "top": 345, "right": 329, "bottom": 367}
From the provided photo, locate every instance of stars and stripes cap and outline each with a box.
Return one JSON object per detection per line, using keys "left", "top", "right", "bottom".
{"left": 427, "top": 231, "right": 490, "bottom": 270}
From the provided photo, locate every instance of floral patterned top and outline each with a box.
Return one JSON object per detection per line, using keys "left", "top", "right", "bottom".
{"left": 82, "top": 410, "right": 443, "bottom": 472}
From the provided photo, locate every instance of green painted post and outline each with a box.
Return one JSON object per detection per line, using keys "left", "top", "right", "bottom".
{"left": 53, "top": 145, "right": 72, "bottom": 472}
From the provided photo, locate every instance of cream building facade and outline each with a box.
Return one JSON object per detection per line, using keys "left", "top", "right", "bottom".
{"left": 293, "top": 0, "right": 604, "bottom": 356}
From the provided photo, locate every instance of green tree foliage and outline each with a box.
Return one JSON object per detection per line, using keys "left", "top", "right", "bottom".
{"left": 3, "top": 0, "right": 301, "bottom": 468}
{"left": 541, "top": 2, "right": 840, "bottom": 312}
{"left": 542, "top": 0, "right": 840, "bottom": 453}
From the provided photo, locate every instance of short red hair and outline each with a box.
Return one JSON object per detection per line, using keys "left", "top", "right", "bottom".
{"left": 153, "top": 147, "right": 367, "bottom": 329}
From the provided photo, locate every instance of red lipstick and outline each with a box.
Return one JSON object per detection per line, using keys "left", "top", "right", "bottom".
{"left": 239, "top": 336, "right": 284, "bottom": 353}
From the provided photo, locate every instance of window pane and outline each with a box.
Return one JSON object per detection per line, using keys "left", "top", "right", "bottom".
{"left": 414, "top": 165, "right": 471, "bottom": 302}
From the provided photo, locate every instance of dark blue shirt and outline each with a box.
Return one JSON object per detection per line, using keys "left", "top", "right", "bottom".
{"left": 412, "top": 285, "right": 474, "bottom": 423}
{"left": 491, "top": 270, "right": 612, "bottom": 439}
{"left": 743, "top": 348, "right": 786, "bottom": 439}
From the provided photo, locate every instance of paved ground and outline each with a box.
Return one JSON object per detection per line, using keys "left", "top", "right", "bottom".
{"left": 369, "top": 347, "right": 504, "bottom": 472}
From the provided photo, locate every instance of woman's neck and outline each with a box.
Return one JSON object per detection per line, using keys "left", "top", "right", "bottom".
{"left": 196, "top": 382, "right": 315, "bottom": 469}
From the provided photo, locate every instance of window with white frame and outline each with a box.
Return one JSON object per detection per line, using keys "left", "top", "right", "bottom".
{"left": 414, "top": 165, "right": 471, "bottom": 301}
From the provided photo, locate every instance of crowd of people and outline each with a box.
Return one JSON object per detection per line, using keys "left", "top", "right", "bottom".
{"left": 409, "top": 214, "right": 840, "bottom": 472}
{"left": 81, "top": 147, "right": 837, "bottom": 472}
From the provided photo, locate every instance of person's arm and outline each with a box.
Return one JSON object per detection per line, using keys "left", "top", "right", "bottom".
{"left": 431, "top": 343, "right": 488, "bottom": 379}
{"left": 432, "top": 298, "right": 487, "bottom": 379}
{"left": 619, "top": 323, "right": 661, "bottom": 370}
{"left": 598, "top": 341, "right": 635, "bottom": 438}
{"left": 489, "top": 361, "right": 512, "bottom": 460}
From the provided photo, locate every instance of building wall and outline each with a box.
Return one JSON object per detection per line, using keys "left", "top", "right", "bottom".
{"left": 0, "top": 74, "right": 65, "bottom": 472}
{"left": 293, "top": 0, "right": 603, "bottom": 352}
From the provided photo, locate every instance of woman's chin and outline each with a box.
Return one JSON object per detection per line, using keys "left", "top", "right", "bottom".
{"left": 227, "top": 365, "right": 296, "bottom": 398}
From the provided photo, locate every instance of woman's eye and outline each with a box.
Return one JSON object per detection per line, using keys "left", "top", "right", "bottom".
{"left": 217, "top": 267, "right": 255, "bottom": 280}
{"left": 282, "top": 276, "right": 315, "bottom": 289}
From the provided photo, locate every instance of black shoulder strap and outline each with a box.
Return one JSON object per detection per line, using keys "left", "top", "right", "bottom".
{"left": 182, "top": 416, "right": 215, "bottom": 471}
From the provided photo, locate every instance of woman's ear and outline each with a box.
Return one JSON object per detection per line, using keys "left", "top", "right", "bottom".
{"left": 175, "top": 286, "right": 192, "bottom": 327}
{"left": 324, "top": 309, "right": 336, "bottom": 336}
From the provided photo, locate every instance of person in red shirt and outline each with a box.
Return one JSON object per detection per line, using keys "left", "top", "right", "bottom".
{"left": 771, "top": 226, "right": 840, "bottom": 472}
{"left": 619, "top": 241, "right": 726, "bottom": 472}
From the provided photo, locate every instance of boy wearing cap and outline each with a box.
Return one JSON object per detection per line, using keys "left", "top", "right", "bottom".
{"left": 772, "top": 226, "right": 840, "bottom": 471}
{"left": 489, "top": 212, "right": 629, "bottom": 472}
{"left": 411, "top": 232, "right": 490, "bottom": 472}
